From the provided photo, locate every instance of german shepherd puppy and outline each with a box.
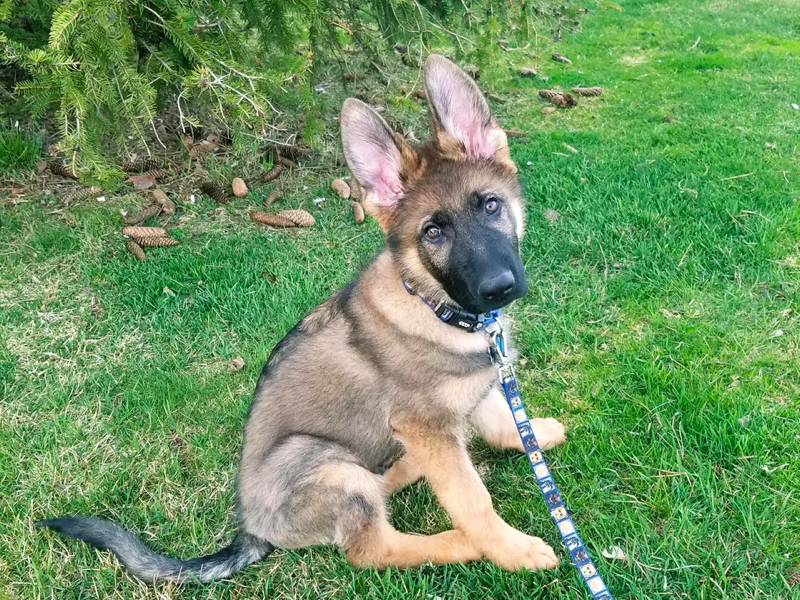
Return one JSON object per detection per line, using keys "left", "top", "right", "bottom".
{"left": 40, "top": 55, "right": 566, "bottom": 583}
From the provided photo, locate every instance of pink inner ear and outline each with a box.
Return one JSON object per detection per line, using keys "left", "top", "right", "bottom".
{"left": 349, "top": 136, "right": 404, "bottom": 208}
{"left": 449, "top": 99, "right": 494, "bottom": 159}
{"left": 372, "top": 158, "right": 404, "bottom": 207}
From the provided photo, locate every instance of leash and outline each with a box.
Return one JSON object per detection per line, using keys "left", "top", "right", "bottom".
{"left": 485, "top": 317, "right": 613, "bottom": 600}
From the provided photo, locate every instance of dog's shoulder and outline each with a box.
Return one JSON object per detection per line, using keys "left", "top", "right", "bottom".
{"left": 259, "top": 280, "right": 354, "bottom": 377}
{"left": 297, "top": 253, "right": 390, "bottom": 337}
{"left": 298, "top": 279, "right": 356, "bottom": 336}
{"left": 258, "top": 262, "right": 374, "bottom": 380}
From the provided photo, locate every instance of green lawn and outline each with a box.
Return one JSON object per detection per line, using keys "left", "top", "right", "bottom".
{"left": 2, "top": 0, "right": 800, "bottom": 598}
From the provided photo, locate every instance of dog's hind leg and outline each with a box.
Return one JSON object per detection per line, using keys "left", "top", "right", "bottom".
{"left": 238, "top": 435, "right": 478, "bottom": 568}
{"left": 346, "top": 519, "right": 478, "bottom": 568}
{"left": 470, "top": 388, "right": 566, "bottom": 451}
{"left": 322, "top": 463, "right": 479, "bottom": 568}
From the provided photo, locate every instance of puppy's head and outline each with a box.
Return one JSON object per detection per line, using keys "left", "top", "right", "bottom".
{"left": 341, "top": 55, "right": 527, "bottom": 314}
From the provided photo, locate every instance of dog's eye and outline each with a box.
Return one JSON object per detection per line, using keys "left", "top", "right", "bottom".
{"left": 424, "top": 225, "right": 441, "bottom": 241}
{"left": 484, "top": 197, "right": 501, "bottom": 214}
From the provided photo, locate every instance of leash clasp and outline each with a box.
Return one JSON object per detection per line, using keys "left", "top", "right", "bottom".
{"left": 485, "top": 320, "right": 508, "bottom": 367}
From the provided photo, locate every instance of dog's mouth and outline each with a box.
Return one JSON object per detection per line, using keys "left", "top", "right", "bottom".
{"left": 453, "top": 280, "right": 528, "bottom": 314}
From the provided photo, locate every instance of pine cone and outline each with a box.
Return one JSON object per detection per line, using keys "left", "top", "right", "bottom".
{"left": 177, "top": 179, "right": 196, "bottom": 204}
{"left": 260, "top": 165, "right": 284, "bottom": 183}
{"left": 126, "top": 240, "right": 146, "bottom": 262}
{"left": 552, "top": 53, "right": 573, "bottom": 64}
{"left": 265, "top": 143, "right": 310, "bottom": 161}
{"left": 121, "top": 157, "right": 165, "bottom": 172}
{"left": 352, "top": 201, "right": 365, "bottom": 223}
{"left": 516, "top": 67, "right": 537, "bottom": 77}
{"left": 538, "top": 89, "right": 561, "bottom": 102}
{"left": 136, "top": 236, "right": 179, "bottom": 248}
{"left": 276, "top": 209, "right": 315, "bottom": 227}
{"left": 504, "top": 129, "right": 526, "bottom": 138}
{"left": 572, "top": 86, "right": 603, "bottom": 96}
{"left": 265, "top": 190, "right": 282, "bottom": 206}
{"left": 331, "top": 178, "right": 351, "bottom": 199}
{"left": 201, "top": 181, "right": 230, "bottom": 203}
{"left": 538, "top": 89, "right": 577, "bottom": 108}
{"left": 189, "top": 140, "right": 217, "bottom": 158}
{"left": 275, "top": 156, "right": 298, "bottom": 169}
{"left": 61, "top": 186, "right": 102, "bottom": 205}
{"left": 49, "top": 161, "right": 78, "bottom": 179}
{"left": 122, "top": 204, "right": 162, "bottom": 225}
{"left": 348, "top": 179, "right": 363, "bottom": 202}
{"left": 143, "top": 168, "right": 170, "bottom": 181}
{"left": 152, "top": 189, "right": 176, "bottom": 215}
{"left": 557, "top": 92, "right": 578, "bottom": 108}
{"left": 251, "top": 211, "right": 296, "bottom": 227}
{"left": 123, "top": 226, "right": 168, "bottom": 238}
{"left": 232, "top": 177, "right": 248, "bottom": 198}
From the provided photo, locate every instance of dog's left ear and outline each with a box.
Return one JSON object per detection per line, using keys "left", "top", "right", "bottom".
{"left": 424, "top": 54, "right": 515, "bottom": 172}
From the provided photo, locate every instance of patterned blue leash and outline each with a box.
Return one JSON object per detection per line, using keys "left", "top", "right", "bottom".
{"left": 486, "top": 319, "right": 613, "bottom": 600}
{"left": 401, "top": 279, "right": 613, "bottom": 596}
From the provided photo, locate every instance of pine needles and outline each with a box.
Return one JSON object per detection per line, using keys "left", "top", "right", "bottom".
{"left": 1, "top": 0, "right": 568, "bottom": 184}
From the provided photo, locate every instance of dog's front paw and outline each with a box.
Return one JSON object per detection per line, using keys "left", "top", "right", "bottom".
{"left": 481, "top": 526, "right": 558, "bottom": 571}
{"left": 530, "top": 417, "right": 566, "bottom": 450}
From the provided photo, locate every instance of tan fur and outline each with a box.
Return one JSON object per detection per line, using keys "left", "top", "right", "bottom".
{"left": 327, "top": 58, "right": 568, "bottom": 568}
{"left": 346, "top": 522, "right": 480, "bottom": 568}
{"left": 318, "top": 462, "right": 481, "bottom": 567}
{"left": 229, "top": 54, "right": 572, "bottom": 577}
{"left": 382, "top": 453, "right": 423, "bottom": 494}
{"left": 470, "top": 389, "right": 567, "bottom": 450}
{"left": 232, "top": 56, "right": 571, "bottom": 575}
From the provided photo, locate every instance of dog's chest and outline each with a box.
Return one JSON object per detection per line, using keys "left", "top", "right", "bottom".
{"left": 393, "top": 337, "right": 500, "bottom": 421}
{"left": 426, "top": 326, "right": 513, "bottom": 416}
{"left": 435, "top": 366, "right": 499, "bottom": 415}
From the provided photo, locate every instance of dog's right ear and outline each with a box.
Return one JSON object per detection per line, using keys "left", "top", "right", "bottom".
{"left": 340, "top": 98, "right": 409, "bottom": 230}
{"left": 423, "top": 54, "right": 515, "bottom": 172}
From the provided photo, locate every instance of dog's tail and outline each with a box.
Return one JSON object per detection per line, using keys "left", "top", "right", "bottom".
{"left": 38, "top": 516, "right": 273, "bottom": 584}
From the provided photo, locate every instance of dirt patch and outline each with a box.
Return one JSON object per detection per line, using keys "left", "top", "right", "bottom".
{"left": 620, "top": 54, "right": 648, "bottom": 66}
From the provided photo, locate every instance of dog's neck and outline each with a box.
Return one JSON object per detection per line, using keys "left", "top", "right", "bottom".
{"left": 358, "top": 253, "right": 497, "bottom": 355}
{"left": 401, "top": 281, "right": 498, "bottom": 333}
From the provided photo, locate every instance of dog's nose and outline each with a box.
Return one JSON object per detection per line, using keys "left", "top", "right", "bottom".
{"left": 478, "top": 270, "right": 516, "bottom": 302}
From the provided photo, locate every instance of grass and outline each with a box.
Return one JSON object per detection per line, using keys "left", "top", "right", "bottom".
{"left": 2, "top": 0, "right": 800, "bottom": 598}
{"left": 0, "top": 127, "right": 40, "bottom": 177}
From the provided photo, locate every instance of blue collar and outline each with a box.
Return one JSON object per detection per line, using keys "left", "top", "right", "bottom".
{"left": 403, "top": 281, "right": 500, "bottom": 333}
